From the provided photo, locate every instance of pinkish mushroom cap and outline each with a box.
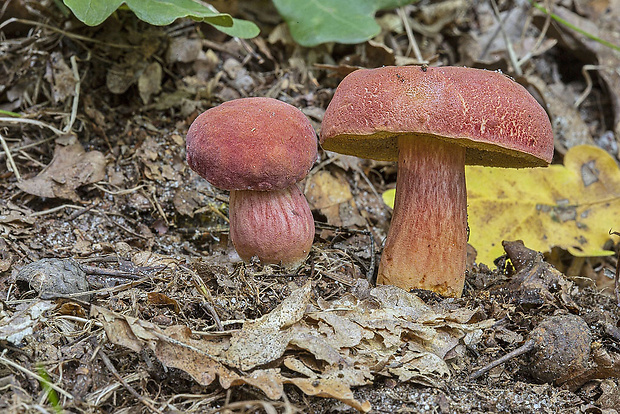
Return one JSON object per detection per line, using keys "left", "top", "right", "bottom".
{"left": 321, "top": 66, "right": 554, "bottom": 296}
{"left": 321, "top": 66, "right": 553, "bottom": 167}
{"left": 187, "top": 97, "right": 318, "bottom": 191}
{"left": 186, "top": 97, "right": 318, "bottom": 269}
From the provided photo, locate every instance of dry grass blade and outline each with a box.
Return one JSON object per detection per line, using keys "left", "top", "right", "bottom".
{"left": 0, "top": 133, "right": 20, "bottom": 181}
{"left": 0, "top": 353, "right": 74, "bottom": 401}
{"left": 86, "top": 371, "right": 150, "bottom": 406}
{"left": 0, "top": 117, "right": 64, "bottom": 135}
{"left": 97, "top": 349, "right": 162, "bottom": 413}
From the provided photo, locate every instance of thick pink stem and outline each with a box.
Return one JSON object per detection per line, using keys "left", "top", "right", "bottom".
{"left": 229, "top": 183, "right": 314, "bottom": 270}
{"left": 377, "top": 135, "right": 468, "bottom": 297}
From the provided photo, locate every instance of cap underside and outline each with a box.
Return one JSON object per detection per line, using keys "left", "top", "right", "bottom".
{"left": 322, "top": 131, "right": 550, "bottom": 168}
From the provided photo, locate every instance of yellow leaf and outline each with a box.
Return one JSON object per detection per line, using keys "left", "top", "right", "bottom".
{"left": 382, "top": 145, "right": 620, "bottom": 265}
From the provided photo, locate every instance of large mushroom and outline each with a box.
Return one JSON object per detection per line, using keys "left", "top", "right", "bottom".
{"left": 186, "top": 97, "right": 318, "bottom": 269}
{"left": 321, "top": 66, "right": 554, "bottom": 297}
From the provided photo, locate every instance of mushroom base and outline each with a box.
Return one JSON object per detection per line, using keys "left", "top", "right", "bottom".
{"left": 377, "top": 135, "right": 468, "bottom": 297}
{"left": 229, "top": 184, "right": 315, "bottom": 270}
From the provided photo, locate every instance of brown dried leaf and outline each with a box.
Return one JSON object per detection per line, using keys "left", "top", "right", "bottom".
{"left": 107, "top": 61, "right": 147, "bottom": 94}
{"left": 306, "top": 170, "right": 365, "bottom": 227}
{"left": 529, "top": 2, "right": 620, "bottom": 145}
{"left": 524, "top": 75, "right": 595, "bottom": 155}
{"left": 138, "top": 61, "right": 162, "bottom": 104}
{"left": 93, "top": 306, "right": 158, "bottom": 352}
{"left": 285, "top": 376, "right": 372, "bottom": 412}
{"left": 44, "top": 52, "right": 76, "bottom": 103}
{"left": 166, "top": 38, "right": 203, "bottom": 63}
{"left": 503, "top": 240, "right": 579, "bottom": 310}
{"left": 225, "top": 282, "right": 312, "bottom": 370}
{"left": 154, "top": 325, "right": 232, "bottom": 388}
{"left": 147, "top": 292, "right": 181, "bottom": 313}
{"left": 17, "top": 139, "right": 106, "bottom": 201}
{"left": 93, "top": 281, "right": 493, "bottom": 411}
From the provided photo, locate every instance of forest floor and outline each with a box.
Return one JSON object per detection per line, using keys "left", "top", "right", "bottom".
{"left": 1, "top": 0, "right": 620, "bottom": 413}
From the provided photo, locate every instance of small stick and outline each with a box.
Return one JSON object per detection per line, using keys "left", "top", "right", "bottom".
{"left": 98, "top": 349, "right": 162, "bottom": 414}
{"left": 469, "top": 339, "right": 536, "bottom": 380}
{"left": 0, "top": 133, "right": 21, "bottom": 181}
{"left": 183, "top": 264, "right": 224, "bottom": 330}
{"left": 93, "top": 183, "right": 146, "bottom": 195}
{"left": 64, "top": 55, "right": 80, "bottom": 133}
{"left": 0, "top": 352, "right": 74, "bottom": 400}
{"left": 315, "top": 222, "right": 376, "bottom": 282}
{"left": 66, "top": 203, "right": 97, "bottom": 221}
{"left": 397, "top": 7, "right": 426, "bottom": 64}
{"left": 80, "top": 264, "right": 145, "bottom": 279}
{"left": 574, "top": 65, "right": 604, "bottom": 108}
{"left": 0, "top": 117, "right": 65, "bottom": 135}
{"left": 490, "top": 0, "right": 521, "bottom": 76}
{"left": 517, "top": 0, "right": 553, "bottom": 67}
{"left": 0, "top": 18, "right": 136, "bottom": 49}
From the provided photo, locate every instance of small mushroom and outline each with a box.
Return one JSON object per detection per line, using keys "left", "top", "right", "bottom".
{"left": 186, "top": 97, "right": 318, "bottom": 269}
{"left": 321, "top": 66, "right": 554, "bottom": 297}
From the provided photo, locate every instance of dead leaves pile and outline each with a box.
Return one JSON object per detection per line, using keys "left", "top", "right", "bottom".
{"left": 94, "top": 282, "right": 492, "bottom": 411}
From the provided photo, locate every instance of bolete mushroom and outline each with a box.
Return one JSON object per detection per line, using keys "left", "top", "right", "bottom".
{"left": 320, "top": 66, "right": 554, "bottom": 297}
{"left": 186, "top": 97, "right": 318, "bottom": 269}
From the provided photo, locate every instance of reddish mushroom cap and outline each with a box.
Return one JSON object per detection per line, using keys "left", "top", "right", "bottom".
{"left": 187, "top": 97, "right": 318, "bottom": 191}
{"left": 321, "top": 66, "right": 554, "bottom": 167}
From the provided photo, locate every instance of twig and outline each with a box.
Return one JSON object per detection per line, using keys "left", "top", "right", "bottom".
{"left": 64, "top": 55, "right": 81, "bottom": 134}
{"left": 397, "top": 7, "right": 426, "bottom": 64}
{"left": 0, "top": 133, "right": 21, "bottom": 181}
{"left": 517, "top": 0, "right": 553, "bottom": 67}
{"left": 16, "top": 149, "right": 46, "bottom": 168}
{"left": 315, "top": 222, "right": 376, "bottom": 282}
{"left": 87, "top": 371, "right": 149, "bottom": 406}
{"left": 0, "top": 18, "right": 137, "bottom": 49}
{"left": 490, "top": 0, "right": 521, "bottom": 76}
{"left": 574, "top": 65, "right": 604, "bottom": 108}
{"left": 183, "top": 264, "right": 224, "bottom": 330}
{"left": 93, "top": 183, "right": 146, "bottom": 195}
{"left": 0, "top": 136, "right": 56, "bottom": 160}
{"left": 469, "top": 339, "right": 536, "bottom": 380}
{"left": 149, "top": 186, "right": 170, "bottom": 226}
{"left": 102, "top": 214, "right": 150, "bottom": 240}
{"left": 80, "top": 264, "right": 146, "bottom": 280}
{"left": 66, "top": 203, "right": 97, "bottom": 221}
{"left": 0, "top": 117, "right": 64, "bottom": 135}
{"left": 28, "top": 204, "right": 87, "bottom": 217}
{"left": 97, "top": 349, "right": 162, "bottom": 414}
{"left": 0, "top": 352, "right": 74, "bottom": 400}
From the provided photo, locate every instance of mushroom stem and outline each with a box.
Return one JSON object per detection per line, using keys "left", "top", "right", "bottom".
{"left": 229, "top": 183, "right": 315, "bottom": 270}
{"left": 377, "top": 135, "right": 468, "bottom": 297}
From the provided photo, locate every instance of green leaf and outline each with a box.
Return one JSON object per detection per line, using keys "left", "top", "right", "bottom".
{"left": 272, "top": 0, "right": 414, "bottom": 46}
{"left": 216, "top": 17, "right": 261, "bottom": 39}
{"left": 63, "top": 0, "right": 125, "bottom": 25}
{"left": 126, "top": 0, "right": 232, "bottom": 26}
{"left": 62, "top": 0, "right": 259, "bottom": 38}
